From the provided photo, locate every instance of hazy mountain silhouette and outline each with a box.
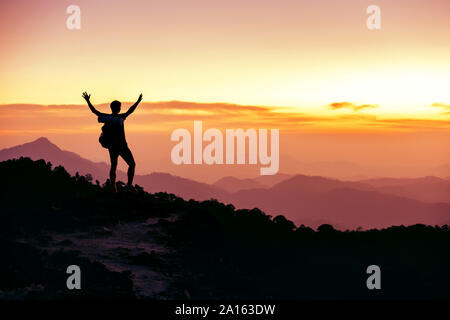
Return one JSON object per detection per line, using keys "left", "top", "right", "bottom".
{"left": 222, "top": 175, "right": 450, "bottom": 229}
{"left": 281, "top": 157, "right": 364, "bottom": 179}
{"left": 2, "top": 138, "right": 449, "bottom": 229}
{"left": 0, "top": 137, "right": 125, "bottom": 182}
{"left": 213, "top": 176, "right": 267, "bottom": 192}
{"left": 0, "top": 137, "right": 222, "bottom": 201}
{"left": 213, "top": 174, "right": 294, "bottom": 192}
{"left": 270, "top": 174, "right": 373, "bottom": 193}
{"left": 136, "top": 172, "right": 226, "bottom": 201}
{"left": 360, "top": 176, "right": 450, "bottom": 203}
{"left": 252, "top": 173, "right": 293, "bottom": 187}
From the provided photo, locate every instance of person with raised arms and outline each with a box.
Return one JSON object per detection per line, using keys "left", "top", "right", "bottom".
{"left": 82, "top": 91, "right": 142, "bottom": 192}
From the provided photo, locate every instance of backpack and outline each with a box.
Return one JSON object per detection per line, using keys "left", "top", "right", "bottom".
{"left": 99, "top": 123, "right": 113, "bottom": 149}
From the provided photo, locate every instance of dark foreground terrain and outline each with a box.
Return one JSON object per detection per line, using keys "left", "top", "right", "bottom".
{"left": 1, "top": 157, "right": 449, "bottom": 300}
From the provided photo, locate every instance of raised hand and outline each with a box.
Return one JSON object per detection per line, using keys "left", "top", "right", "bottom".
{"left": 123, "top": 94, "right": 143, "bottom": 118}
{"left": 83, "top": 92, "right": 101, "bottom": 116}
{"left": 82, "top": 91, "right": 91, "bottom": 101}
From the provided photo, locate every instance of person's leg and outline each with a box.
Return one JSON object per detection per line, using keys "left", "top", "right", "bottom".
{"left": 108, "top": 149, "right": 119, "bottom": 192}
{"left": 119, "top": 146, "right": 136, "bottom": 186}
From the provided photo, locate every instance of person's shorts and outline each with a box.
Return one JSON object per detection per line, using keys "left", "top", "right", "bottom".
{"left": 108, "top": 143, "right": 135, "bottom": 166}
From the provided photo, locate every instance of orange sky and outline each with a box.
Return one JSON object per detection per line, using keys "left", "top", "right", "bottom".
{"left": 1, "top": 0, "right": 450, "bottom": 115}
{"left": 0, "top": 0, "right": 449, "bottom": 180}
{"left": 1, "top": 102, "right": 449, "bottom": 181}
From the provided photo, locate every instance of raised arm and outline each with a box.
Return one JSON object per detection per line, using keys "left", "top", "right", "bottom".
{"left": 82, "top": 92, "right": 102, "bottom": 116}
{"left": 122, "top": 94, "right": 143, "bottom": 118}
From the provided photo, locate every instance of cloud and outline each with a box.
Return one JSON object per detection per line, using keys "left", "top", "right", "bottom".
{"left": 0, "top": 102, "right": 329, "bottom": 135}
{"left": 369, "top": 118, "right": 450, "bottom": 131}
{"left": 1, "top": 101, "right": 449, "bottom": 136}
{"left": 329, "top": 102, "right": 378, "bottom": 111}
{"left": 432, "top": 102, "right": 450, "bottom": 110}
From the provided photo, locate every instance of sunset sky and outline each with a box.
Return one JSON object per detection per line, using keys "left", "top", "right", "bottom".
{"left": 1, "top": 0, "right": 449, "bottom": 180}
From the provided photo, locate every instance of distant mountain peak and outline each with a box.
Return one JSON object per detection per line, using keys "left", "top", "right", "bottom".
{"left": 28, "top": 136, "right": 58, "bottom": 148}
{"left": 0, "top": 136, "right": 61, "bottom": 154}
{"left": 0, "top": 137, "right": 113, "bottom": 182}
{"left": 34, "top": 136, "right": 52, "bottom": 143}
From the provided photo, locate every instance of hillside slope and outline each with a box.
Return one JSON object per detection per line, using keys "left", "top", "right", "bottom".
{"left": 1, "top": 158, "right": 450, "bottom": 300}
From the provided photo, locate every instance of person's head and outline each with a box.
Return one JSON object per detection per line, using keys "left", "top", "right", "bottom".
{"left": 110, "top": 100, "right": 121, "bottom": 114}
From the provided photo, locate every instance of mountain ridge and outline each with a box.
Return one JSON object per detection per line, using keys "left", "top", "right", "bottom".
{"left": 2, "top": 137, "right": 450, "bottom": 229}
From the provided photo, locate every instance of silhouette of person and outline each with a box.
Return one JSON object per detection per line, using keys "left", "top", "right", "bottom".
{"left": 82, "top": 92, "right": 142, "bottom": 192}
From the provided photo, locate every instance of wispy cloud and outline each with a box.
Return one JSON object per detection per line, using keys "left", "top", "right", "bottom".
{"left": 1, "top": 102, "right": 449, "bottom": 135}
{"left": 329, "top": 102, "right": 378, "bottom": 111}
{"left": 432, "top": 102, "right": 450, "bottom": 110}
